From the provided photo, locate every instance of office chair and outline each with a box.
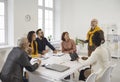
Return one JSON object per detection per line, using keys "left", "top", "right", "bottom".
{"left": 98, "top": 64, "right": 116, "bottom": 82}
{"left": 85, "top": 73, "right": 97, "bottom": 82}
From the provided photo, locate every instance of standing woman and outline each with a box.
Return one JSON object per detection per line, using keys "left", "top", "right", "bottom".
{"left": 61, "top": 32, "right": 79, "bottom": 61}
{"left": 27, "top": 31, "right": 41, "bottom": 58}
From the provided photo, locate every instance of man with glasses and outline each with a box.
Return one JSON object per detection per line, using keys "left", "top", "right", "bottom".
{"left": 36, "top": 29, "right": 57, "bottom": 55}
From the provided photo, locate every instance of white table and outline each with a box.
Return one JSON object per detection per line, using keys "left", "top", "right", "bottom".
{"left": 28, "top": 53, "right": 86, "bottom": 82}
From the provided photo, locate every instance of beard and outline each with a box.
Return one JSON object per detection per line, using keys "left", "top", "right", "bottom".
{"left": 91, "top": 24, "right": 97, "bottom": 29}
{"left": 41, "top": 34, "right": 44, "bottom": 38}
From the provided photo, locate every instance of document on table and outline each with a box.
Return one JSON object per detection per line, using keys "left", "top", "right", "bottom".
{"left": 53, "top": 52, "right": 64, "bottom": 57}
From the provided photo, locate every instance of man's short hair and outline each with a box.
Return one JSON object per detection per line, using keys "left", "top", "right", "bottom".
{"left": 36, "top": 29, "right": 42, "bottom": 35}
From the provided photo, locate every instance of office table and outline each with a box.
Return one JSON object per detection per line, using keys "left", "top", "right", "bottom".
{"left": 28, "top": 53, "right": 86, "bottom": 82}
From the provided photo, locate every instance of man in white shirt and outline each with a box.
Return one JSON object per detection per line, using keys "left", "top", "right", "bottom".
{"left": 80, "top": 31, "right": 110, "bottom": 82}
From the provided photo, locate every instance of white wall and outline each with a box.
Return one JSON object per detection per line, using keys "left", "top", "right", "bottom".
{"left": 14, "top": 0, "right": 38, "bottom": 45}
{"left": 54, "top": 0, "right": 61, "bottom": 41}
{"left": 60, "top": 0, "right": 120, "bottom": 39}
{"left": 8, "top": 0, "right": 14, "bottom": 46}
{"left": 7, "top": 0, "right": 38, "bottom": 45}
{"left": 8, "top": 0, "right": 61, "bottom": 45}
{"left": 6, "top": 0, "right": 120, "bottom": 44}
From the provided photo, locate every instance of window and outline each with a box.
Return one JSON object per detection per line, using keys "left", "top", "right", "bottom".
{"left": 0, "top": 0, "right": 7, "bottom": 45}
{"left": 38, "top": 0, "right": 54, "bottom": 38}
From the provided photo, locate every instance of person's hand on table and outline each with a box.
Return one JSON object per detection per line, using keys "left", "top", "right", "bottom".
{"left": 57, "top": 50, "right": 61, "bottom": 52}
{"left": 81, "top": 56, "right": 88, "bottom": 60}
{"left": 37, "top": 59, "right": 41, "bottom": 65}
{"left": 64, "top": 52, "right": 69, "bottom": 54}
{"left": 76, "top": 57, "right": 80, "bottom": 61}
{"left": 53, "top": 50, "right": 57, "bottom": 54}
{"left": 42, "top": 50, "right": 49, "bottom": 55}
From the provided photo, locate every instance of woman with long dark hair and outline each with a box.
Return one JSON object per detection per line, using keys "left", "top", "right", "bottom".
{"left": 27, "top": 31, "right": 41, "bottom": 58}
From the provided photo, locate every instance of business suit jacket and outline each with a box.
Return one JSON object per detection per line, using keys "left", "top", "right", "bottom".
{"left": 0, "top": 47, "right": 39, "bottom": 82}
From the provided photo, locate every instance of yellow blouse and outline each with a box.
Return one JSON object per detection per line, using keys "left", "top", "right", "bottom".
{"left": 30, "top": 41, "right": 39, "bottom": 58}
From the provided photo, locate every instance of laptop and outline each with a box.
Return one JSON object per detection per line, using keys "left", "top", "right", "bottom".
{"left": 45, "top": 64, "right": 70, "bottom": 72}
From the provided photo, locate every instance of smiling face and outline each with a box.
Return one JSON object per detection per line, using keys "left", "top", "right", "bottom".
{"left": 64, "top": 32, "right": 70, "bottom": 41}
{"left": 37, "top": 30, "right": 44, "bottom": 38}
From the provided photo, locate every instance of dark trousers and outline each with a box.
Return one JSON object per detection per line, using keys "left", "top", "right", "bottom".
{"left": 79, "top": 68, "right": 91, "bottom": 81}
{"left": 88, "top": 46, "right": 96, "bottom": 56}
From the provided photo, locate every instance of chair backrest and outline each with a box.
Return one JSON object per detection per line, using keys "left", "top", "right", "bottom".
{"left": 0, "top": 48, "right": 11, "bottom": 71}
{"left": 85, "top": 73, "right": 97, "bottom": 82}
{"left": 99, "top": 64, "right": 116, "bottom": 82}
{"left": 0, "top": 53, "right": 5, "bottom": 71}
{"left": 106, "top": 47, "right": 112, "bottom": 61}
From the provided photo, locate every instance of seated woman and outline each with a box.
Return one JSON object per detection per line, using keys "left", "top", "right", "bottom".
{"left": 61, "top": 32, "right": 79, "bottom": 61}
{"left": 27, "top": 31, "right": 41, "bottom": 58}
{"left": 79, "top": 31, "right": 110, "bottom": 82}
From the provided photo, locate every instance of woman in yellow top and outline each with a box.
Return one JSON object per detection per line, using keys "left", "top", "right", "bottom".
{"left": 81, "top": 19, "right": 105, "bottom": 57}
{"left": 27, "top": 31, "right": 41, "bottom": 58}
